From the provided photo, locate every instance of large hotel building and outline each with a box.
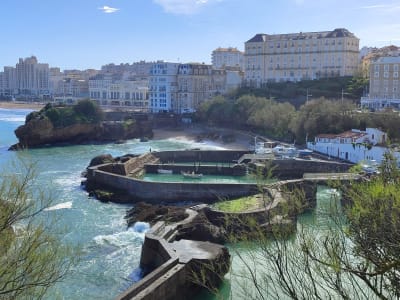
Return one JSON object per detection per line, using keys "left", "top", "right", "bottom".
{"left": 244, "top": 28, "right": 359, "bottom": 87}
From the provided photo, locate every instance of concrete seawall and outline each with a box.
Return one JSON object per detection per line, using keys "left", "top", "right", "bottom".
{"left": 86, "top": 150, "right": 353, "bottom": 203}
{"left": 89, "top": 169, "right": 258, "bottom": 203}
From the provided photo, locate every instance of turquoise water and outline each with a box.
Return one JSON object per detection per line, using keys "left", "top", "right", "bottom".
{"left": 143, "top": 173, "right": 258, "bottom": 183}
{"left": 0, "top": 108, "right": 340, "bottom": 299}
{"left": 0, "top": 108, "right": 224, "bottom": 300}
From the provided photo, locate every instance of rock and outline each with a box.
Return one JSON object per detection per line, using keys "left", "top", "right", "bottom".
{"left": 10, "top": 105, "right": 153, "bottom": 149}
{"left": 175, "top": 212, "right": 227, "bottom": 244}
{"left": 88, "top": 154, "right": 115, "bottom": 167}
{"left": 125, "top": 202, "right": 189, "bottom": 227}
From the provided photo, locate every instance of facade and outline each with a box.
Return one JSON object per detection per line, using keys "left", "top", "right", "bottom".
{"left": 306, "top": 128, "right": 400, "bottom": 164}
{"left": 149, "top": 62, "right": 180, "bottom": 113}
{"left": 101, "top": 61, "right": 154, "bottom": 79}
{"left": 361, "top": 56, "right": 400, "bottom": 110}
{"left": 149, "top": 62, "right": 240, "bottom": 114}
{"left": 89, "top": 73, "right": 149, "bottom": 110}
{"left": 0, "top": 56, "right": 49, "bottom": 98}
{"left": 176, "top": 63, "right": 214, "bottom": 113}
{"left": 15, "top": 56, "right": 50, "bottom": 97}
{"left": 244, "top": 28, "right": 360, "bottom": 87}
{"left": 212, "top": 47, "right": 244, "bottom": 70}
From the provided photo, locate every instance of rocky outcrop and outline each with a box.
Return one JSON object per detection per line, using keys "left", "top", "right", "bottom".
{"left": 10, "top": 115, "right": 153, "bottom": 150}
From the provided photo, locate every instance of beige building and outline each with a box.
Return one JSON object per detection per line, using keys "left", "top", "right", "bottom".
{"left": 89, "top": 73, "right": 149, "bottom": 110}
{"left": 244, "top": 28, "right": 359, "bottom": 87}
{"left": 212, "top": 47, "right": 244, "bottom": 70}
{"left": 361, "top": 56, "right": 400, "bottom": 110}
{"left": 176, "top": 64, "right": 213, "bottom": 113}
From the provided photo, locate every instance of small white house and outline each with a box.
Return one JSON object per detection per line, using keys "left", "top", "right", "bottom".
{"left": 307, "top": 128, "right": 399, "bottom": 164}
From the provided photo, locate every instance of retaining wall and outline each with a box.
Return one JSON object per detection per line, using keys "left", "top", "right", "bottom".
{"left": 89, "top": 169, "right": 258, "bottom": 203}
{"left": 260, "top": 159, "right": 353, "bottom": 179}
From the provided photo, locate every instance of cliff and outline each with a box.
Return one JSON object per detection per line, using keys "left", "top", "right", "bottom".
{"left": 9, "top": 102, "right": 153, "bottom": 149}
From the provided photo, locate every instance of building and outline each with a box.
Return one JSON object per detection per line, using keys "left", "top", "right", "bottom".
{"left": 89, "top": 73, "right": 149, "bottom": 110}
{"left": 306, "top": 128, "right": 400, "bottom": 164}
{"left": 361, "top": 56, "right": 400, "bottom": 110}
{"left": 149, "top": 62, "right": 180, "bottom": 113}
{"left": 15, "top": 56, "right": 50, "bottom": 98}
{"left": 149, "top": 62, "right": 243, "bottom": 114}
{"left": 0, "top": 56, "right": 50, "bottom": 99}
{"left": 176, "top": 63, "right": 215, "bottom": 113}
{"left": 244, "top": 28, "right": 360, "bottom": 87}
{"left": 212, "top": 47, "right": 244, "bottom": 70}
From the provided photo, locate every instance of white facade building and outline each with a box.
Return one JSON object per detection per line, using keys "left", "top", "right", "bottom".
{"left": 307, "top": 128, "right": 400, "bottom": 164}
{"left": 149, "top": 62, "right": 180, "bottom": 113}
{"left": 244, "top": 28, "right": 359, "bottom": 87}
{"left": 89, "top": 73, "right": 149, "bottom": 110}
{"left": 361, "top": 56, "right": 400, "bottom": 110}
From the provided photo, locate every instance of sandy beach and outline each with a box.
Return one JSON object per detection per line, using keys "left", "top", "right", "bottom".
{"left": 0, "top": 101, "right": 45, "bottom": 110}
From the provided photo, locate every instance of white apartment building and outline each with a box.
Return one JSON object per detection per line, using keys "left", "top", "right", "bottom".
{"left": 16, "top": 56, "right": 50, "bottom": 97}
{"left": 0, "top": 56, "right": 49, "bottom": 98}
{"left": 89, "top": 73, "right": 149, "bottom": 110}
{"left": 212, "top": 47, "right": 244, "bottom": 70}
{"left": 244, "top": 28, "right": 359, "bottom": 87}
{"left": 149, "top": 62, "right": 180, "bottom": 113}
{"left": 307, "top": 128, "right": 400, "bottom": 164}
{"left": 361, "top": 56, "right": 400, "bottom": 110}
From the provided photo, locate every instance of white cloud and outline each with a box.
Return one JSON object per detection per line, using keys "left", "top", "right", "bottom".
{"left": 153, "top": 0, "right": 221, "bottom": 15}
{"left": 98, "top": 5, "right": 119, "bottom": 13}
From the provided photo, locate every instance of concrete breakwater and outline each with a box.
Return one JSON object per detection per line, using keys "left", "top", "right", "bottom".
{"left": 116, "top": 209, "right": 230, "bottom": 300}
{"left": 86, "top": 150, "right": 258, "bottom": 203}
{"left": 85, "top": 150, "right": 353, "bottom": 203}
{"left": 116, "top": 178, "right": 322, "bottom": 300}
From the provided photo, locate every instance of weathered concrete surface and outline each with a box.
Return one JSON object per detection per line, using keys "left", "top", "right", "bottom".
{"left": 87, "top": 169, "right": 258, "bottom": 203}
{"left": 252, "top": 158, "right": 353, "bottom": 179}
{"left": 117, "top": 220, "right": 230, "bottom": 300}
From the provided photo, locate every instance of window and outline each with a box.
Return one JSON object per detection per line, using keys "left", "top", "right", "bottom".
{"left": 384, "top": 72, "right": 389, "bottom": 78}
{"left": 394, "top": 72, "right": 399, "bottom": 78}
{"left": 374, "top": 72, "right": 379, "bottom": 78}
{"left": 384, "top": 64, "right": 389, "bottom": 71}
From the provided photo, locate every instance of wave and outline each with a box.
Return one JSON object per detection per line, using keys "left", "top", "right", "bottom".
{"left": 131, "top": 221, "right": 150, "bottom": 233}
{"left": 44, "top": 201, "right": 73, "bottom": 211}
{"left": 93, "top": 228, "right": 147, "bottom": 248}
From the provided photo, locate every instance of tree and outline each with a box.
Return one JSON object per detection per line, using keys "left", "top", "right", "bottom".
{"left": 0, "top": 160, "right": 74, "bottom": 299}
{"left": 225, "top": 154, "right": 400, "bottom": 299}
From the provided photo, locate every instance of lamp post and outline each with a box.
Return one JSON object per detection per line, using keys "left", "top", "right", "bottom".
{"left": 254, "top": 136, "right": 257, "bottom": 154}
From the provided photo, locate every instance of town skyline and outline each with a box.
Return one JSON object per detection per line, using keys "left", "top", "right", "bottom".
{"left": 1, "top": 0, "right": 400, "bottom": 71}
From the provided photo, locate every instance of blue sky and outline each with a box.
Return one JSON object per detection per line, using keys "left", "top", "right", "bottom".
{"left": 1, "top": 0, "right": 400, "bottom": 70}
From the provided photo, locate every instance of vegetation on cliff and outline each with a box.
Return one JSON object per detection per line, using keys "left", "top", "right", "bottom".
{"left": 196, "top": 95, "right": 400, "bottom": 143}
{"left": 232, "top": 76, "right": 368, "bottom": 107}
{"left": 26, "top": 99, "right": 104, "bottom": 128}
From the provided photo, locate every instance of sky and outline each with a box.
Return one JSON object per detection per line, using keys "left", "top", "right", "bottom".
{"left": 1, "top": 0, "right": 400, "bottom": 70}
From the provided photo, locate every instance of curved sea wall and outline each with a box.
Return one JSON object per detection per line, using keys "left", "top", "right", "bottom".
{"left": 87, "top": 169, "right": 258, "bottom": 203}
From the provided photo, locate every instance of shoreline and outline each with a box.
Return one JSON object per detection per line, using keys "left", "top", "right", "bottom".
{"left": 0, "top": 101, "right": 45, "bottom": 110}
{"left": 152, "top": 126, "right": 253, "bottom": 150}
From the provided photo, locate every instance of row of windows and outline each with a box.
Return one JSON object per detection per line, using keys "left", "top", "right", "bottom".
{"left": 374, "top": 72, "right": 399, "bottom": 78}
{"left": 374, "top": 64, "right": 400, "bottom": 72}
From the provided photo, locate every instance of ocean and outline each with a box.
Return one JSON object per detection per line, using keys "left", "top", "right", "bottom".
{"left": 0, "top": 108, "right": 338, "bottom": 299}
{"left": 0, "top": 108, "right": 224, "bottom": 299}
